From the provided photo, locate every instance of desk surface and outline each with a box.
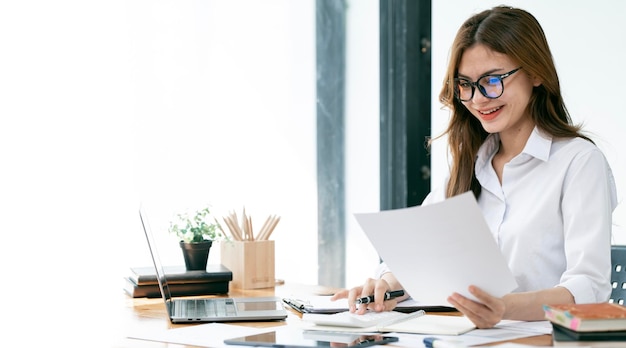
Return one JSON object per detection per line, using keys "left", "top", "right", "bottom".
{"left": 115, "top": 283, "right": 553, "bottom": 347}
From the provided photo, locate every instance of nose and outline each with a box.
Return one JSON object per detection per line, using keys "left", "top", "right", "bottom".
{"left": 471, "top": 87, "right": 491, "bottom": 104}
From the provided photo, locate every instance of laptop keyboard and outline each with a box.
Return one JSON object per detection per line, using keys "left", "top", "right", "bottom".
{"left": 175, "top": 298, "right": 237, "bottom": 318}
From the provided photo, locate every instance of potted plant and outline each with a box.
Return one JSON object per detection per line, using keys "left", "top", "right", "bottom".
{"left": 168, "top": 206, "right": 228, "bottom": 271}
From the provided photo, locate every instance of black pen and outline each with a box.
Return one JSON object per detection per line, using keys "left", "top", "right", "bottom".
{"left": 355, "top": 290, "right": 405, "bottom": 304}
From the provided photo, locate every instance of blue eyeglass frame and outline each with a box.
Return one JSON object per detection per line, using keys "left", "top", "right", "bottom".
{"left": 454, "top": 67, "right": 522, "bottom": 101}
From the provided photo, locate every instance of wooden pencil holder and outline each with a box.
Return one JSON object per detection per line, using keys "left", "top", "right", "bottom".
{"left": 220, "top": 240, "right": 275, "bottom": 289}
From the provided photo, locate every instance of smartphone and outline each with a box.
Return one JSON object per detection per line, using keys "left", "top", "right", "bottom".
{"left": 224, "top": 330, "right": 399, "bottom": 347}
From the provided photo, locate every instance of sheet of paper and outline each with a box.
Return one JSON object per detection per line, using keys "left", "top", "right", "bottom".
{"left": 494, "top": 319, "right": 553, "bottom": 335}
{"left": 384, "top": 327, "right": 548, "bottom": 348}
{"left": 386, "top": 320, "right": 551, "bottom": 348}
{"left": 127, "top": 319, "right": 546, "bottom": 348}
{"left": 354, "top": 191, "right": 517, "bottom": 305}
{"left": 127, "top": 322, "right": 270, "bottom": 348}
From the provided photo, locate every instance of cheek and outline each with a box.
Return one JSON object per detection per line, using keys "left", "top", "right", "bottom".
{"left": 463, "top": 105, "right": 482, "bottom": 120}
{"left": 515, "top": 79, "right": 536, "bottom": 100}
{"left": 514, "top": 90, "right": 534, "bottom": 110}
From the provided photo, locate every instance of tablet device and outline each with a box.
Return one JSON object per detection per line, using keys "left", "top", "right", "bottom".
{"left": 224, "top": 330, "right": 399, "bottom": 347}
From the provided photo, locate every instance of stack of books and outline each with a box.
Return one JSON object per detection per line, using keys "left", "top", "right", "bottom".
{"left": 544, "top": 302, "right": 626, "bottom": 347}
{"left": 123, "top": 264, "right": 233, "bottom": 298}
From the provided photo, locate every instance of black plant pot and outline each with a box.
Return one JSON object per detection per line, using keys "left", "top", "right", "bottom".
{"left": 179, "top": 240, "right": 213, "bottom": 271}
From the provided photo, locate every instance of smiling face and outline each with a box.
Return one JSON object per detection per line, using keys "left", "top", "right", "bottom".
{"left": 457, "top": 44, "right": 540, "bottom": 137}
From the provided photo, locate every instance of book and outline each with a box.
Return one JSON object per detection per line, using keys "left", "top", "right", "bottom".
{"left": 552, "top": 322, "right": 626, "bottom": 347}
{"left": 543, "top": 303, "right": 626, "bottom": 332}
{"left": 128, "top": 264, "right": 232, "bottom": 285}
{"left": 123, "top": 277, "right": 230, "bottom": 298}
{"left": 551, "top": 322, "right": 626, "bottom": 341}
{"left": 300, "top": 311, "right": 475, "bottom": 335}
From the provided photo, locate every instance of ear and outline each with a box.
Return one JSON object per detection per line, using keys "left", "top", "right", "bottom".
{"left": 532, "top": 75, "right": 542, "bottom": 87}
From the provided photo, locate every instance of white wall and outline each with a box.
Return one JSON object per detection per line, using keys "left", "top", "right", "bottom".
{"left": 344, "top": 1, "right": 382, "bottom": 288}
{"left": 0, "top": 0, "right": 136, "bottom": 344}
{"left": 431, "top": 1, "right": 626, "bottom": 242}
{"left": 125, "top": 0, "right": 381, "bottom": 290}
{"left": 127, "top": 0, "right": 320, "bottom": 285}
{"left": 0, "top": 1, "right": 380, "bottom": 334}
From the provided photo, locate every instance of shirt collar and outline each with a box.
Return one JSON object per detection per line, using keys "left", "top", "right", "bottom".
{"left": 476, "top": 126, "right": 552, "bottom": 166}
{"left": 521, "top": 127, "right": 552, "bottom": 162}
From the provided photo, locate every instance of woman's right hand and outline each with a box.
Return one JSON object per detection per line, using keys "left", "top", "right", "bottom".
{"left": 330, "top": 277, "right": 398, "bottom": 314}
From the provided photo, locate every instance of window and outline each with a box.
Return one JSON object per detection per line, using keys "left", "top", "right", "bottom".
{"left": 129, "top": 0, "right": 381, "bottom": 287}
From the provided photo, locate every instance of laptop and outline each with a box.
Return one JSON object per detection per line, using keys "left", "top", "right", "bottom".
{"left": 139, "top": 206, "right": 288, "bottom": 323}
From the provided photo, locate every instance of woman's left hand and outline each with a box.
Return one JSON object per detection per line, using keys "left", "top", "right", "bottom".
{"left": 447, "top": 285, "right": 506, "bottom": 329}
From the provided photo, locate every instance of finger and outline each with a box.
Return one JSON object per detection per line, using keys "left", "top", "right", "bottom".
{"left": 468, "top": 285, "right": 497, "bottom": 308}
{"left": 467, "top": 286, "right": 505, "bottom": 327}
{"left": 347, "top": 287, "right": 364, "bottom": 312}
{"left": 383, "top": 299, "right": 398, "bottom": 312}
{"left": 464, "top": 286, "right": 503, "bottom": 320}
{"left": 447, "top": 294, "right": 487, "bottom": 328}
{"left": 330, "top": 289, "right": 349, "bottom": 301}
{"left": 373, "top": 279, "right": 391, "bottom": 312}
{"left": 448, "top": 292, "right": 498, "bottom": 329}
{"left": 450, "top": 292, "right": 484, "bottom": 316}
{"left": 357, "top": 279, "right": 377, "bottom": 314}
{"left": 449, "top": 292, "right": 483, "bottom": 317}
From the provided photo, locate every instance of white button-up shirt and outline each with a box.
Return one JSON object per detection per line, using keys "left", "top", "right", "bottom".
{"left": 377, "top": 127, "right": 618, "bottom": 303}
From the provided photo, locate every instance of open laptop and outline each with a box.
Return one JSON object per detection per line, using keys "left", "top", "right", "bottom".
{"left": 139, "top": 206, "right": 288, "bottom": 323}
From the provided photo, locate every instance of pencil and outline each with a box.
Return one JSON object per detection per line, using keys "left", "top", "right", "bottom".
{"left": 258, "top": 215, "right": 272, "bottom": 240}
{"left": 259, "top": 215, "right": 280, "bottom": 241}
{"left": 229, "top": 211, "right": 244, "bottom": 240}
{"left": 222, "top": 216, "right": 243, "bottom": 241}
{"left": 264, "top": 215, "right": 280, "bottom": 240}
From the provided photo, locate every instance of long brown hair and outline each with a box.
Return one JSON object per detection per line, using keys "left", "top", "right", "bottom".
{"left": 436, "top": 6, "right": 590, "bottom": 199}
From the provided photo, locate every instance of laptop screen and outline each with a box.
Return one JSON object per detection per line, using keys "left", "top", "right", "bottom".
{"left": 139, "top": 205, "right": 174, "bottom": 306}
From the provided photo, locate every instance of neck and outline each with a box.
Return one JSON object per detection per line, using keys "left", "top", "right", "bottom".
{"left": 497, "top": 121, "right": 535, "bottom": 159}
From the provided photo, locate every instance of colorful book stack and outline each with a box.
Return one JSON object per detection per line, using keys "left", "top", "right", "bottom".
{"left": 124, "top": 264, "right": 233, "bottom": 298}
{"left": 544, "top": 302, "right": 626, "bottom": 347}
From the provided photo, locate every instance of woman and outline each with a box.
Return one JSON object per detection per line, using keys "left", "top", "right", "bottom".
{"left": 332, "top": 5, "right": 618, "bottom": 328}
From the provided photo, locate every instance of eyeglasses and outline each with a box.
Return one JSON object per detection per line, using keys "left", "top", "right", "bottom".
{"left": 454, "top": 67, "right": 522, "bottom": 102}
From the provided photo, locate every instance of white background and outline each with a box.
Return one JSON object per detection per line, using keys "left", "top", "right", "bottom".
{"left": 0, "top": 1, "right": 624, "bottom": 346}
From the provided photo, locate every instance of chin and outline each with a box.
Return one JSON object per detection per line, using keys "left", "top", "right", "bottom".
{"left": 479, "top": 122, "right": 502, "bottom": 134}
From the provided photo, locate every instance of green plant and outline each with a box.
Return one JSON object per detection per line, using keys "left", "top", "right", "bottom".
{"left": 168, "top": 207, "right": 228, "bottom": 243}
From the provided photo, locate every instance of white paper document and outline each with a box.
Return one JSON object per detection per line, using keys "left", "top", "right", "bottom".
{"left": 354, "top": 191, "right": 517, "bottom": 305}
{"left": 127, "top": 322, "right": 269, "bottom": 348}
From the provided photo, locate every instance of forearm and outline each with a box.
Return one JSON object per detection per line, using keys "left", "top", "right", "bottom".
{"left": 503, "top": 286, "right": 574, "bottom": 321}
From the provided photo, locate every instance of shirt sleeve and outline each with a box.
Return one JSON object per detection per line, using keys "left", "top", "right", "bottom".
{"left": 374, "top": 261, "right": 391, "bottom": 279}
{"left": 422, "top": 176, "right": 448, "bottom": 206}
{"left": 559, "top": 147, "right": 617, "bottom": 303}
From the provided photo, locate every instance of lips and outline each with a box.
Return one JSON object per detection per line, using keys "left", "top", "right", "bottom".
{"left": 477, "top": 105, "right": 502, "bottom": 121}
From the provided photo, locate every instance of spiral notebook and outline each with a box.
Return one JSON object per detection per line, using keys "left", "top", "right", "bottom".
{"left": 283, "top": 296, "right": 455, "bottom": 314}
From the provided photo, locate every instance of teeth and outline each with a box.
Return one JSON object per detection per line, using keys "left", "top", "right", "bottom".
{"left": 481, "top": 106, "right": 501, "bottom": 114}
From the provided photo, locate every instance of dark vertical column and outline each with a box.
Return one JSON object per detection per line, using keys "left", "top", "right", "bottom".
{"left": 380, "top": 0, "right": 432, "bottom": 210}
{"left": 316, "top": 0, "right": 346, "bottom": 287}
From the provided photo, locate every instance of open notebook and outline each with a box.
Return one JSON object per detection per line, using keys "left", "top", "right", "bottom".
{"left": 301, "top": 310, "right": 475, "bottom": 335}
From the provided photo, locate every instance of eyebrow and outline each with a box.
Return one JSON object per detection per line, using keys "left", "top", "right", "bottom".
{"left": 457, "top": 68, "right": 504, "bottom": 79}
